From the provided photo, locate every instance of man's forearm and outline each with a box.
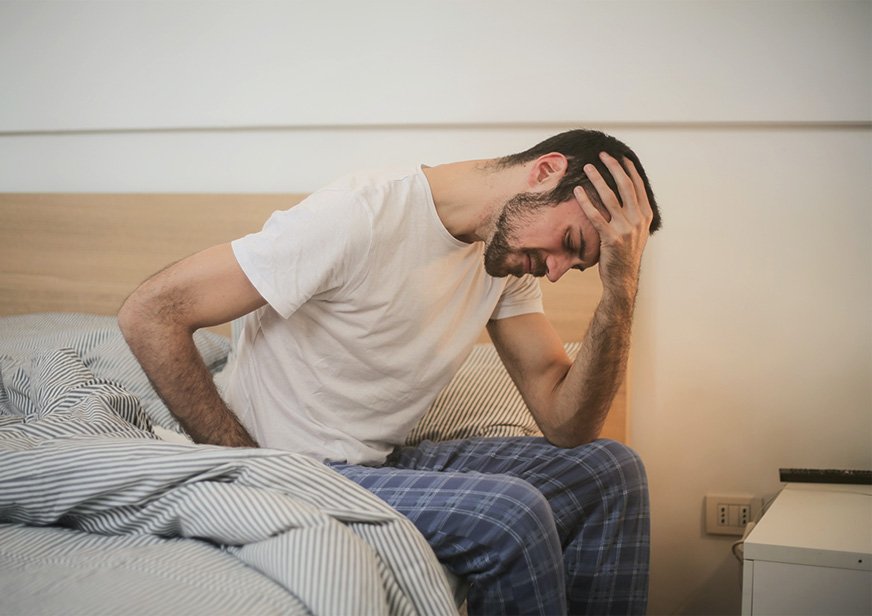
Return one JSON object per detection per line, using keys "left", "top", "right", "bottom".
{"left": 550, "top": 154, "right": 650, "bottom": 445}
{"left": 548, "top": 287, "right": 636, "bottom": 446}
{"left": 120, "top": 317, "right": 257, "bottom": 448}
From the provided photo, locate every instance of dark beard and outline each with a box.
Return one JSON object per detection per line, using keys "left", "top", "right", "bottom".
{"left": 484, "top": 192, "right": 552, "bottom": 277}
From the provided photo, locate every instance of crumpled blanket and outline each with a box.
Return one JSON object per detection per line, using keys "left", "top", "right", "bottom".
{"left": 0, "top": 347, "right": 455, "bottom": 616}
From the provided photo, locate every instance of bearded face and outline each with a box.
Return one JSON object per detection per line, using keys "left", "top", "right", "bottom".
{"left": 483, "top": 192, "right": 552, "bottom": 278}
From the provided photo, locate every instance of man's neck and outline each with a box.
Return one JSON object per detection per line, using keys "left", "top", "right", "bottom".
{"left": 422, "top": 160, "right": 525, "bottom": 244}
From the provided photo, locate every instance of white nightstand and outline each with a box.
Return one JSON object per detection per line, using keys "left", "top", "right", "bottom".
{"left": 741, "top": 483, "right": 871, "bottom": 615}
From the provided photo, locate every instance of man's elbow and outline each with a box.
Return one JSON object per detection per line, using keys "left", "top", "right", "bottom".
{"left": 117, "top": 283, "right": 174, "bottom": 343}
{"left": 118, "top": 289, "right": 151, "bottom": 347}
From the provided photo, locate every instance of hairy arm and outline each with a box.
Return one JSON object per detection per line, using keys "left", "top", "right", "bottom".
{"left": 488, "top": 154, "right": 652, "bottom": 447}
{"left": 118, "top": 243, "right": 267, "bottom": 447}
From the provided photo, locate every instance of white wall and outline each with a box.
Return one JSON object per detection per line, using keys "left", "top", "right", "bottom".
{"left": 2, "top": 1, "right": 870, "bottom": 614}
{"left": 2, "top": 0, "right": 867, "bottom": 133}
{"left": 628, "top": 126, "right": 871, "bottom": 614}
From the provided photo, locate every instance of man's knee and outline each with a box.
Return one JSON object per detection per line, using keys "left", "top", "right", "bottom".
{"left": 584, "top": 439, "right": 648, "bottom": 493}
{"left": 477, "top": 476, "right": 559, "bottom": 552}
{"left": 533, "top": 439, "right": 649, "bottom": 531}
{"left": 460, "top": 476, "right": 564, "bottom": 585}
{"left": 489, "top": 474, "right": 556, "bottom": 533}
{"left": 412, "top": 473, "right": 562, "bottom": 582}
{"left": 445, "top": 473, "right": 558, "bottom": 548}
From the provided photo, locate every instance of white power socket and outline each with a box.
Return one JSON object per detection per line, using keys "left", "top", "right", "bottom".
{"left": 705, "top": 494, "right": 762, "bottom": 535}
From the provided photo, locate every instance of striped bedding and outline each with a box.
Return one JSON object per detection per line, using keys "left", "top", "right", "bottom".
{"left": 0, "top": 313, "right": 562, "bottom": 614}
{"left": 0, "top": 314, "right": 456, "bottom": 615}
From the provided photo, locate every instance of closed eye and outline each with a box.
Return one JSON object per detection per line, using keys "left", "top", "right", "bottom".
{"left": 575, "top": 230, "right": 586, "bottom": 262}
{"left": 565, "top": 229, "right": 586, "bottom": 272}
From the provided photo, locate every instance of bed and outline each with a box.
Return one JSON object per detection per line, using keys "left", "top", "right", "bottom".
{"left": 0, "top": 193, "right": 630, "bottom": 614}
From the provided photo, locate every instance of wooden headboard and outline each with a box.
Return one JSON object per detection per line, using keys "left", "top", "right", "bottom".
{"left": 0, "top": 193, "right": 627, "bottom": 442}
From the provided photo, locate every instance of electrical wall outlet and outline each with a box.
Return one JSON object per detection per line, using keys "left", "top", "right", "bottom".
{"left": 705, "top": 494, "right": 761, "bottom": 535}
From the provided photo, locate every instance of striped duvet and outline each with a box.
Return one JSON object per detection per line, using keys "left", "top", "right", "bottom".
{"left": 0, "top": 316, "right": 456, "bottom": 615}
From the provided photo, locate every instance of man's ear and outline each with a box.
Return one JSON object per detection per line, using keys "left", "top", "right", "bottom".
{"left": 528, "top": 152, "right": 567, "bottom": 189}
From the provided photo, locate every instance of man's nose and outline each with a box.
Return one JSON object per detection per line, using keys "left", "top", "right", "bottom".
{"left": 545, "top": 254, "right": 572, "bottom": 282}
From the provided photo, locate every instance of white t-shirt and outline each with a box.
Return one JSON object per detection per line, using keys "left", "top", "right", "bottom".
{"left": 226, "top": 165, "right": 543, "bottom": 465}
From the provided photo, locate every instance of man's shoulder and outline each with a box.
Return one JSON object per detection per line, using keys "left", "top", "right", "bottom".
{"left": 319, "top": 166, "right": 424, "bottom": 199}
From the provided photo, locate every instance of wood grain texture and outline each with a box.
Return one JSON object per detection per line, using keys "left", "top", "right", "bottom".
{"left": 0, "top": 193, "right": 626, "bottom": 442}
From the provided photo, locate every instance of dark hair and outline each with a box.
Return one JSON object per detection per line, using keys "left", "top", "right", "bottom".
{"left": 497, "top": 129, "right": 661, "bottom": 234}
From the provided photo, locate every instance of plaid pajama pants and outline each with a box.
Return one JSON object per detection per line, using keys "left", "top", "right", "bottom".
{"left": 331, "top": 437, "right": 650, "bottom": 616}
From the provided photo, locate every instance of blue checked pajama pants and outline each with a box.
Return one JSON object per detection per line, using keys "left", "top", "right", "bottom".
{"left": 331, "top": 437, "right": 650, "bottom": 616}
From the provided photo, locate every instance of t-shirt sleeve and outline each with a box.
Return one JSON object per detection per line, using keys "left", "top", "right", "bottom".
{"left": 490, "top": 274, "right": 544, "bottom": 321}
{"left": 231, "top": 191, "right": 372, "bottom": 319}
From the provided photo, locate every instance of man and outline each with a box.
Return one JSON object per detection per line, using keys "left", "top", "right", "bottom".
{"left": 119, "top": 128, "right": 661, "bottom": 615}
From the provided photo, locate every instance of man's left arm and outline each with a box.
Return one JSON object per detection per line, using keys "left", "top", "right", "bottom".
{"left": 487, "top": 154, "right": 653, "bottom": 447}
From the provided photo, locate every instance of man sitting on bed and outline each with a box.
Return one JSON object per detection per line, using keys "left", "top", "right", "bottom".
{"left": 119, "top": 128, "right": 661, "bottom": 616}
